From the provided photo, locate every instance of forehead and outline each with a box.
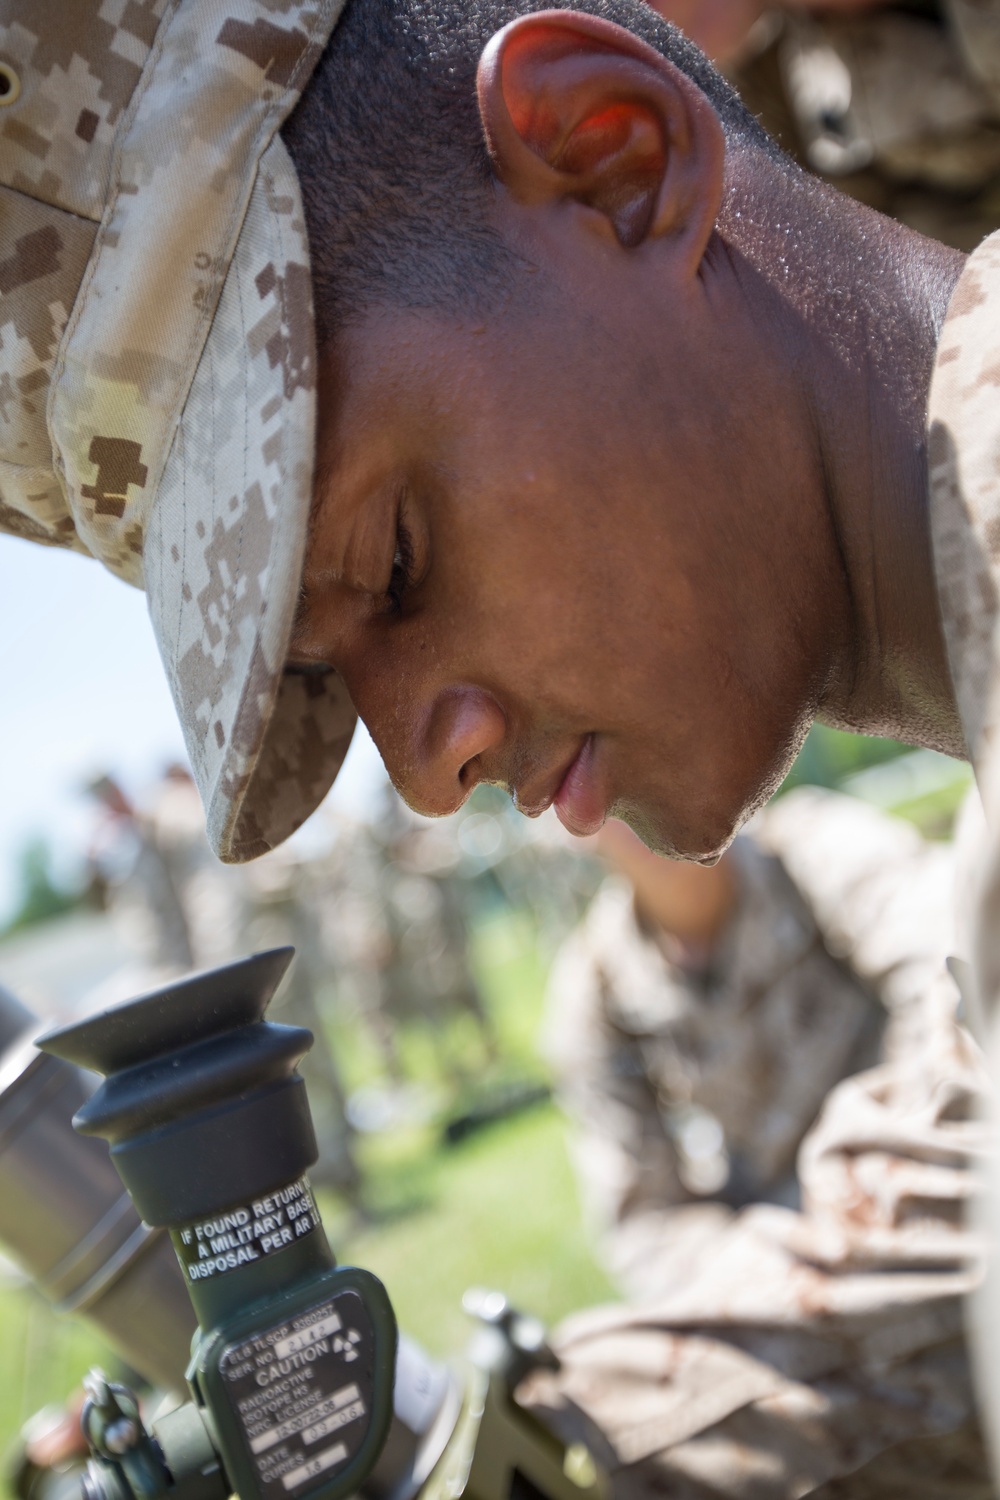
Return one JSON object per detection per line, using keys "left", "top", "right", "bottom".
{"left": 315, "top": 294, "right": 639, "bottom": 490}
{"left": 320, "top": 307, "right": 505, "bottom": 441}
{"left": 303, "top": 303, "right": 641, "bottom": 633}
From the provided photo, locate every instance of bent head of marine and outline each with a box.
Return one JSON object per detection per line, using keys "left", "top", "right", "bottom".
{"left": 283, "top": 0, "right": 965, "bottom": 862}
{"left": 0, "top": 0, "right": 966, "bottom": 863}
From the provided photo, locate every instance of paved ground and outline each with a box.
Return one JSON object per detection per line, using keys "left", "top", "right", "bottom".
{"left": 0, "top": 911, "right": 131, "bottom": 1026}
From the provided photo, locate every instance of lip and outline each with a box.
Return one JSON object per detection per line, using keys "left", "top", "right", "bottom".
{"left": 513, "top": 735, "right": 606, "bottom": 827}
{"left": 553, "top": 735, "right": 607, "bottom": 837}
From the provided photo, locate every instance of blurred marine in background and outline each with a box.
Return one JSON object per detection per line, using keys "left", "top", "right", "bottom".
{"left": 649, "top": 0, "right": 1000, "bottom": 249}
{"left": 532, "top": 789, "right": 991, "bottom": 1497}
{"left": 86, "top": 766, "right": 362, "bottom": 1205}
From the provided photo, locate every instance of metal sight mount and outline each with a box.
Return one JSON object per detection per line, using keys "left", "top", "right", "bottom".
{"left": 37, "top": 949, "right": 397, "bottom": 1500}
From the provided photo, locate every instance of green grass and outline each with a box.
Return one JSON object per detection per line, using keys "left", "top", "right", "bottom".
{"left": 331, "top": 1103, "right": 612, "bottom": 1358}
{"left": 0, "top": 1284, "right": 117, "bottom": 1462}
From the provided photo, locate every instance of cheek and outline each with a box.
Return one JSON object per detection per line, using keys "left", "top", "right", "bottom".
{"left": 426, "top": 409, "right": 801, "bottom": 773}
{"left": 431, "top": 471, "right": 703, "bottom": 731}
{"left": 616, "top": 638, "right": 813, "bottom": 859}
{"left": 441, "top": 503, "right": 647, "bottom": 708}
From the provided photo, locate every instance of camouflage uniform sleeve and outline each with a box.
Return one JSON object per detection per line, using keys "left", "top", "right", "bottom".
{"left": 927, "top": 227, "right": 1000, "bottom": 1476}
{"left": 752, "top": 787, "right": 957, "bottom": 1021}
{"left": 524, "top": 795, "right": 991, "bottom": 1497}
{"left": 542, "top": 902, "right": 734, "bottom": 1302}
{"left": 752, "top": 789, "right": 984, "bottom": 1272}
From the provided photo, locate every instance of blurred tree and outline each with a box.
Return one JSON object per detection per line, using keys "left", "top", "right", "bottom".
{"left": 780, "top": 725, "right": 907, "bottom": 794}
{"left": 2, "top": 838, "right": 80, "bottom": 936}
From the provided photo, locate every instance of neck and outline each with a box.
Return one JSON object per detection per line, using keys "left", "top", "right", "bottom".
{"left": 723, "top": 152, "right": 968, "bottom": 757}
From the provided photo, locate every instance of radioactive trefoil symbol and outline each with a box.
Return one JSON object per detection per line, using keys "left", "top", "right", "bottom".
{"left": 333, "top": 1329, "right": 361, "bottom": 1362}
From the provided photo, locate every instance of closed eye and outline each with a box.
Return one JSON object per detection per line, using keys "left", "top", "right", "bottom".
{"left": 385, "top": 516, "right": 416, "bottom": 616}
{"left": 285, "top": 659, "right": 334, "bottom": 678}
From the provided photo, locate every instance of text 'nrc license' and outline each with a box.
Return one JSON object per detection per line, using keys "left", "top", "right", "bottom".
{"left": 220, "top": 1289, "right": 375, "bottom": 1500}
{"left": 173, "top": 1177, "right": 320, "bottom": 1281}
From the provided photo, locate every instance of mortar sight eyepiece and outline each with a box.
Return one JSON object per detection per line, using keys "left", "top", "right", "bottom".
{"left": 36, "top": 949, "right": 318, "bottom": 1229}
{"left": 41, "top": 952, "right": 398, "bottom": 1500}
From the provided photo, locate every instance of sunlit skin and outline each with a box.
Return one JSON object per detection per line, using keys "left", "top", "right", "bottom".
{"left": 290, "top": 10, "right": 966, "bottom": 862}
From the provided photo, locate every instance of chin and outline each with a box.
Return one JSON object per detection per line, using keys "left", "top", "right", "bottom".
{"left": 611, "top": 714, "right": 808, "bottom": 864}
{"left": 610, "top": 793, "right": 742, "bottom": 866}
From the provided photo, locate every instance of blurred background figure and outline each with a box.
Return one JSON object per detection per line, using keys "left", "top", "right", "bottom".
{"left": 529, "top": 790, "right": 991, "bottom": 1492}
{"left": 239, "top": 840, "right": 363, "bottom": 1205}
{"left": 453, "top": 786, "right": 605, "bottom": 957}
{"left": 647, "top": 0, "right": 1000, "bottom": 251}
{"left": 544, "top": 800, "right": 886, "bottom": 1299}
{"left": 318, "top": 815, "right": 409, "bottom": 1087}
{"left": 321, "top": 790, "right": 500, "bottom": 1100}
{"left": 141, "top": 764, "right": 244, "bottom": 974}
{"left": 86, "top": 764, "right": 362, "bottom": 1207}
{"left": 544, "top": 789, "right": 986, "bottom": 1304}
{"left": 86, "top": 772, "right": 195, "bottom": 983}
{"left": 371, "top": 789, "right": 497, "bottom": 1081}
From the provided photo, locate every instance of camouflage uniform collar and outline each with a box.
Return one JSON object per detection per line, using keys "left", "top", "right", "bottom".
{"left": 928, "top": 230, "right": 1000, "bottom": 802}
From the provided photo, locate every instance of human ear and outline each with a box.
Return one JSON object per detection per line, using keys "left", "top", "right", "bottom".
{"left": 476, "top": 9, "right": 724, "bottom": 266}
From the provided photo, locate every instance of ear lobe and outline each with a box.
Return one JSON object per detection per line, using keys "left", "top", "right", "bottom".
{"left": 477, "top": 10, "right": 724, "bottom": 266}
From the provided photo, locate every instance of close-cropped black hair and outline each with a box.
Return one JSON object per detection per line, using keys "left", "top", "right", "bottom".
{"left": 282, "top": 0, "right": 775, "bottom": 343}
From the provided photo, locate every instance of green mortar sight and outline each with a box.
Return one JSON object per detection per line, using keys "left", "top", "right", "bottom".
{"left": 36, "top": 949, "right": 397, "bottom": 1500}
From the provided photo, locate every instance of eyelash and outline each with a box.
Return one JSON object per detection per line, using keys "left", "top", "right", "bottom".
{"left": 385, "top": 517, "right": 416, "bottom": 616}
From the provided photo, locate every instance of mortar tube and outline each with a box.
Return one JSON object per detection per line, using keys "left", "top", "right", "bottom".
{"left": 0, "top": 985, "right": 196, "bottom": 1391}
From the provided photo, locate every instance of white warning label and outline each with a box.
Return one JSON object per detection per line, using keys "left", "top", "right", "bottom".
{"left": 172, "top": 1178, "right": 321, "bottom": 1282}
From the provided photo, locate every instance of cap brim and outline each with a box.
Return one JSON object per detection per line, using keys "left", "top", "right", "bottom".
{"left": 144, "top": 136, "right": 356, "bottom": 862}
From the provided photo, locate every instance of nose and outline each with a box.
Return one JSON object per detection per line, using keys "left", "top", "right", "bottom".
{"left": 385, "top": 686, "right": 507, "bottom": 818}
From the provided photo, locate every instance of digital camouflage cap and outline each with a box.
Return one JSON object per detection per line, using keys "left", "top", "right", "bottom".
{"left": 0, "top": 0, "right": 356, "bottom": 862}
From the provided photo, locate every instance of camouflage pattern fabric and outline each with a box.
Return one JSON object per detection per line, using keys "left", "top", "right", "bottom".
{"left": 522, "top": 789, "right": 992, "bottom": 1498}
{"left": 542, "top": 824, "right": 882, "bottom": 1301}
{"left": 0, "top": 0, "right": 356, "bottom": 863}
{"left": 928, "top": 230, "right": 1000, "bottom": 783}
{"left": 927, "top": 222, "right": 1000, "bottom": 1480}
